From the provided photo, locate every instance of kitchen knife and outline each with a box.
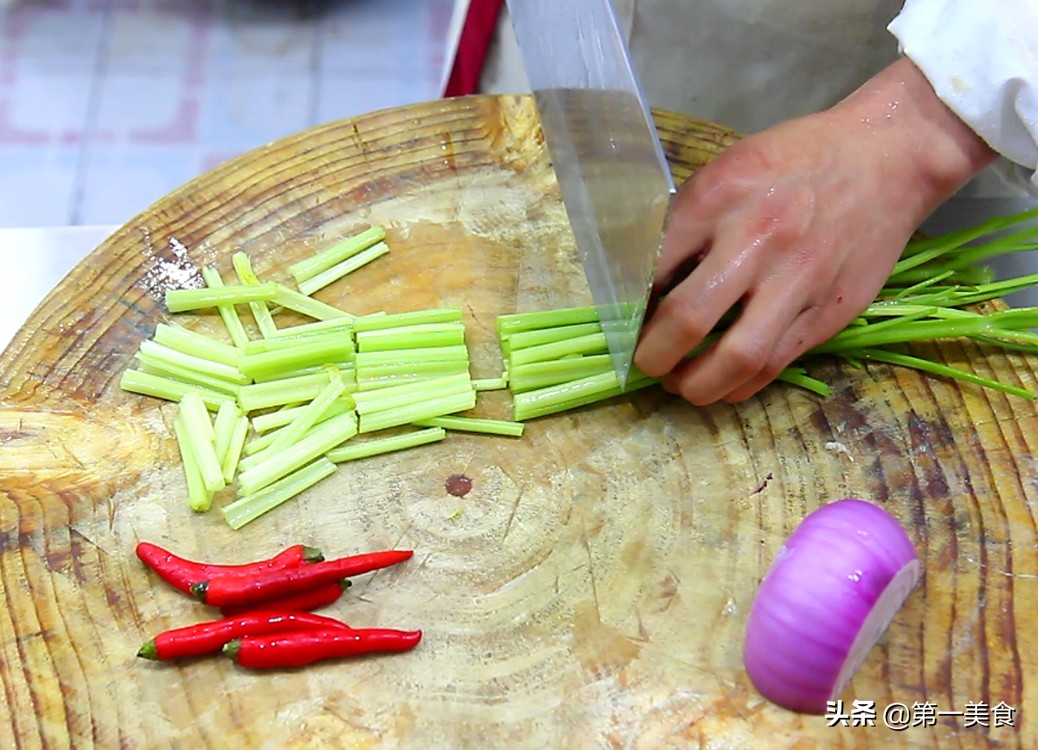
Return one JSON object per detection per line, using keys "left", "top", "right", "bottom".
{"left": 506, "top": 0, "right": 675, "bottom": 387}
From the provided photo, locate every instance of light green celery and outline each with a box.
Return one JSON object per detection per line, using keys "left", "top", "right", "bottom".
{"left": 164, "top": 282, "right": 277, "bottom": 313}
{"left": 351, "top": 373, "right": 471, "bottom": 414}
{"left": 508, "top": 333, "right": 608, "bottom": 368}
{"left": 356, "top": 361, "right": 469, "bottom": 382}
{"left": 119, "top": 369, "right": 227, "bottom": 410}
{"left": 135, "top": 358, "right": 241, "bottom": 396}
{"left": 512, "top": 371, "right": 656, "bottom": 421}
{"left": 242, "top": 329, "right": 353, "bottom": 356}
{"left": 413, "top": 416, "right": 524, "bottom": 437}
{"left": 237, "top": 411, "right": 358, "bottom": 496}
{"left": 298, "top": 241, "right": 390, "bottom": 296}
{"left": 267, "top": 317, "right": 354, "bottom": 340}
{"left": 508, "top": 354, "right": 613, "bottom": 393}
{"left": 496, "top": 306, "right": 600, "bottom": 337}
{"left": 201, "top": 266, "right": 250, "bottom": 348}
{"left": 888, "top": 270, "right": 957, "bottom": 301}
{"left": 252, "top": 395, "right": 353, "bottom": 433}
{"left": 288, "top": 226, "right": 387, "bottom": 284}
{"left": 274, "top": 283, "right": 355, "bottom": 321}
{"left": 173, "top": 413, "right": 213, "bottom": 512}
{"left": 472, "top": 375, "right": 509, "bottom": 391}
{"left": 222, "top": 458, "right": 337, "bottom": 530}
{"left": 847, "top": 348, "right": 1034, "bottom": 399}
{"left": 249, "top": 362, "right": 356, "bottom": 384}
{"left": 212, "top": 400, "right": 241, "bottom": 463}
{"left": 811, "top": 316, "right": 995, "bottom": 354}
{"left": 237, "top": 371, "right": 342, "bottom": 412}
{"left": 221, "top": 414, "right": 250, "bottom": 484}
{"left": 179, "top": 392, "right": 225, "bottom": 493}
{"left": 506, "top": 322, "right": 603, "bottom": 351}
{"left": 775, "top": 368, "right": 832, "bottom": 397}
{"left": 254, "top": 377, "right": 346, "bottom": 463}
{"left": 153, "top": 323, "right": 243, "bottom": 366}
{"left": 355, "top": 345, "right": 469, "bottom": 367}
{"left": 238, "top": 338, "right": 356, "bottom": 381}
{"left": 352, "top": 307, "right": 462, "bottom": 332}
{"left": 355, "top": 323, "right": 466, "bottom": 352}
{"left": 231, "top": 252, "right": 278, "bottom": 337}
{"left": 138, "top": 339, "right": 249, "bottom": 384}
{"left": 358, "top": 388, "right": 476, "bottom": 433}
{"left": 326, "top": 427, "right": 446, "bottom": 463}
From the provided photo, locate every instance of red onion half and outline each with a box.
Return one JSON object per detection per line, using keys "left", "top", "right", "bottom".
{"left": 743, "top": 498, "right": 921, "bottom": 714}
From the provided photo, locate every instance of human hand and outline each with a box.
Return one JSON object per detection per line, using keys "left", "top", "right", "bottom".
{"left": 633, "top": 57, "right": 996, "bottom": 405}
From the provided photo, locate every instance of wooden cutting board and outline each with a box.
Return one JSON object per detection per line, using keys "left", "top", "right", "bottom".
{"left": 1, "top": 95, "right": 1035, "bottom": 750}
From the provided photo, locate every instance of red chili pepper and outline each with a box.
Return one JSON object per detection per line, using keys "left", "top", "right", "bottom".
{"left": 137, "top": 610, "right": 353, "bottom": 661}
{"left": 223, "top": 627, "right": 422, "bottom": 668}
{"left": 219, "top": 579, "right": 351, "bottom": 618}
{"left": 136, "top": 542, "right": 323, "bottom": 595}
{"left": 191, "top": 550, "right": 413, "bottom": 607}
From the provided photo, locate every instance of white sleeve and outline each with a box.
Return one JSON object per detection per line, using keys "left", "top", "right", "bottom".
{"left": 888, "top": 0, "right": 1038, "bottom": 195}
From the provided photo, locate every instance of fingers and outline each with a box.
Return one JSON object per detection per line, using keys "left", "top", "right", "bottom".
{"left": 658, "top": 277, "right": 813, "bottom": 405}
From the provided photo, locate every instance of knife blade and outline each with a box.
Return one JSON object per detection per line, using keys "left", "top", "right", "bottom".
{"left": 506, "top": 0, "right": 675, "bottom": 388}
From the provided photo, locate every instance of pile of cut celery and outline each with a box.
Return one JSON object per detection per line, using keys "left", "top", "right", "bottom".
{"left": 121, "top": 209, "right": 1038, "bottom": 528}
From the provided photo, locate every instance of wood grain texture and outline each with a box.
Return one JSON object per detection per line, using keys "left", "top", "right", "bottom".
{"left": 1, "top": 95, "right": 1035, "bottom": 749}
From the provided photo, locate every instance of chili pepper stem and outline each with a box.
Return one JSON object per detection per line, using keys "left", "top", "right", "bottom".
{"left": 223, "top": 640, "right": 243, "bottom": 660}
{"left": 137, "top": 640, "right": 159, "bottom": 660}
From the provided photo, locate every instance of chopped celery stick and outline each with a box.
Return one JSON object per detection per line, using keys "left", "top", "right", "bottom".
{"left": 508, "top": 354, "right": 614, "bottom": 393}
{"left": 356, "top": 371, "right": 461, "bottom": 389}
{"left": 356, "top": 361, "right": 469, "bottom": 382}
{"left": 212, "top": 400, "right": 241, "bottom": 463}
{"left": 222, "top": 414, "right": 250, "bottom": 484}
{"left": 153, "top": 323, "right": 242, "bottom": 366}
{"left": 356, "top": 323, "right": 466, "bottom": 352}
{"left": 138, "top": 339, "right": 249, "bottom": 384}
{"left": 352, "top": 373, "right": 471, "bottom": 414}
{"left": 252, "top": 395, "right": 353, "bottom": 433}
{"left": 242, "top": 329, "right": 353, "bottom": 356}
{"left": 164, "top": 282, "right": 277, "bottom": 313}
{"left": 179, "top": 392, "right": 224, "bottom": 493}
{"left": 249, "top": 361, "right": 356, "bottom": 384}
{"left": 119, "top": 369, "right": 227, "bottom": 410}
{"left": 274, "top": 283, "right": 354, "bottom": 321}
{"left": 496, "top": 306, "right": 599, "bottom": 337}
{"left": 472, "top": 375, "right": 509, "bottom": 391}
{"left": 231, "top": 252, "right": 278, "bottom": 338}
{"left": 267, "top": 317, "right": 354, "bottom": 340}
{"left": 413, "top": 416, "right": 524, "bottom": 437}
{"left": 353, "top": 307, "right": 463, "bottom": 332}
{"left": 255, "top": 377, "right": 346, "bottom": 463}
{"left": 288, "top": 226, "right": 387, "bottom": 284}
{"left": 353, "top": 379, "right": 472, "bottom": 417}
{"left": 355, "top": 345, "right": 469, "bottom": 367}
{"left": 513, "top": 371, "right": 656, "bottom": 421}
{"left": 238, "top": 411, "right": 358, "bottom": 496}
{"left": 299, "top": 241, "right": 390, "bottom": 296}
{"left": 237, "top": 371, "right": 339, "bottom": 412}
{"left": 136, "top": 358, "right": 241, "bottom": 396}
{"left": 223, "top": 458, "right": 337, "bottom": 530}
{"left": 358, "top": 388, "right": 476, "bottom": 433}
{"left": 326, "top": 427, "right": 446, "bottom": 463}
{"left": 201, "top": 266, "right": 250, "bottom": 348}
{"left": 173, "top": 413, "right": 213, "bottom": 512}
{"left": 507, "top": 322, "right": 603, "bottom": 351}
{"left": 508, "top": 332, "right": 608, "bottom": 368}
{"left": 775, "top": 368, "right": 832, "bottom": 397}
{"left": 239, "top": 338, "right": 356, "bottom": 381}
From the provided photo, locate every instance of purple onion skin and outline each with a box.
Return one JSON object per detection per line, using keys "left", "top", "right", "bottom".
{"left": 743, "top": 498, "right": 920, "bottom": 714}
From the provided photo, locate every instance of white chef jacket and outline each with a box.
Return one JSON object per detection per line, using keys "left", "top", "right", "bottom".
{"left": 463, "top": 0, "right": 1038, "bottom": 199}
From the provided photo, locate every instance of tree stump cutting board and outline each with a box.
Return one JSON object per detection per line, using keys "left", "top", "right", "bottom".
{"left": 1, "top": 95, "right": 1036, "bottom": 749}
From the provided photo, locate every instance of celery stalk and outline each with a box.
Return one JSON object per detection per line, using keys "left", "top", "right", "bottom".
{"left": 221, "top": 414, "right": 250, "bottom": 484}
{"left": 254, "top": 377, "right": 347, "bottom": 463}
{"left": 231, "top": 252, "right": 278, "bottom": 338}
{"left": 351, "top": 373, "right": 472, "bottom": 414}
{"left": 212, "top": 400, "right": 241, "bottom": 463}
{"left": 119, "top": 369, "right": 228, "bottom": 410}
{"left": 352, "top": 307, "right": 463, "bottom": 332}
{"left": 201, "top": 266, "right": 250, "bottom": 348}
{"left": 237, "top": 411, "right": 358, "bottom": 496}
{"left": 506, "top": 322, "right": 603, "bottom": 351}
{"left": 356, "top": 361, "right": 469, "bottom": 382}
{"left": 358, "top": 388, "right": 476, "bottom": 433}
{"left": 298, "top": 242, "right": 390, "bottom": 296}
{"left": 179, "top": 392, "right": 225, "bottom": 494}
{"left": 496, "top": 306, "right": 600, "bottom": 337}
{"left": 355, "top": 345, "right": 469, "bottom": 367}
{"left": 287, "top": 226, "right": 387, "bottom": 284}
{"left": 222, "top": 458, "right": 337, "bottom": 530}
{"left": 164, "top": 282, "right": 277, "bottom": 313}
{"left": 326, "top": 427, "right": 446, "bottom": 463}
{"left": 238, "top": 338, "right": 356, "bottom": 381}
{"left": 355, "top": 323, "right": 466, "bottom": 352}
{"left": 274, "top": 283, "right": 354, "bottom": 321}
{"left": 173, "top": 413, "right": 213, "bottom": 512}
{"left": 472, "top": 375, "right": 509, "bottom": 391}
{"left": 138, "top": 339, "right": 249, "bottom": 384}
{"left": 508, "top": 354, "right": 614, "bottom": 393}
{"left": 251, "top": 396, "right": 353, "bottom": 433}
{"left": 512, "top": 371, "right": 656, "bottom": 421}
{"left": 508, "top": 332, "right": 607, "bottom": 368}
{"left": 413, "top": 416, "right": 525, "bottom": 437}
{"left": 267, "top": 317, "right": 354, "bottom": 341}
{"left": 153, "top": 322, "right": 243, "bottom": 366}
{"left": 135, "top": 358, "right": 241, "bottom": 396}
{"left": 237, "top": 371, "right": 344, "bottom": 412}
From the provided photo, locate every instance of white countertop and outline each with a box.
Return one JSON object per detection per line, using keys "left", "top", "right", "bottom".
{"left": 0, "top": 225, "right": 117, "bottom": 354}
